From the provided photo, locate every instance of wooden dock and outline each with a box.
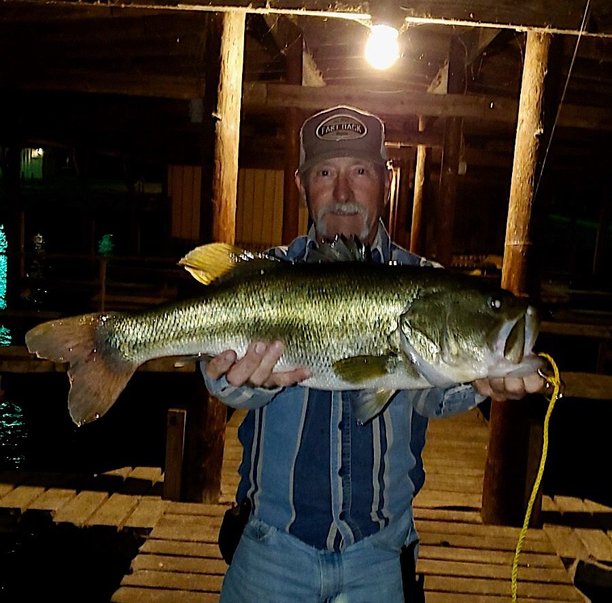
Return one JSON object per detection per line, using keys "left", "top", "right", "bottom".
{"left": 1, "top": 407, "right": 610, "bottom": 602}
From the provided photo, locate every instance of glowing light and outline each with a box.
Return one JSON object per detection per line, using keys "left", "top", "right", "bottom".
{"left": 365, "top": 24, "right": 400, "bottom": 70}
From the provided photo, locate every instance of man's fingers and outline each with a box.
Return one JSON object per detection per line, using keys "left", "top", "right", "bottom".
{"left": 524, "top": 372, "right": 547, "bottom": 394}
{"left": 498, "top": 376, "right": 525, "bottom": 397}
{"left": 473, "top": 372, "right": 547, "bottom": 402}
{"left": 206, "top": 350, "right": 237, "bottom": 380}
{"left": 266, "top": 367, "right": 311, "bottom": 388}
{"left": 224, "top": 341, "right": 267, "bottom": 387}
{"left": 248, "top": 341, "right": 286, "bottom": 386}
{"left": 473, "top": 378, "right": 494, "bottom": 398}
{"left": 206, "top": 340, "right": 310, "bottom": 389}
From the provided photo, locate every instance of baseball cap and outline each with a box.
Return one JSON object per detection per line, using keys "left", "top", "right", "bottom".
{"left": 298, "top": 105, "right": 388, "bottom": 173}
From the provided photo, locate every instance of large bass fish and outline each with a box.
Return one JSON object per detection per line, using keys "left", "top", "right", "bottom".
{"left": 25, "top": 241, "right": 541, "bottom": 426}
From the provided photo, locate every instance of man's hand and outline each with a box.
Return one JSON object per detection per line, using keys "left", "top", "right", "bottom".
{"left": 473, "top": 372, "right": 546, "bottom": 401}
{"left": 205, "top": 340, "right": 311, "bottom": 389}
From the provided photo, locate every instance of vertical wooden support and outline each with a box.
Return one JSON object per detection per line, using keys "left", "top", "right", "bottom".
{"left": 502, "top": 31, "right": 551, "bottom": 297}
{"left": 282, "top": 31, "right": 303, "bottom": 244}
{"left": 482, "top": 31, "right": 552, "bottom": 527}
{"left": 411, "top": 117, "right": 428, "bottom": 256}
{"left": 163, "top": 408, "right": 187, "bottom": 501}
{"left": 432, "top": 37, "right": 465, "bottom": 266}
{"left": 198, "top": 15, "right": 222, "bottom": 244}
{"left": 393, "top": 150, "right": 412, "bottom": 249}
{"left": 211, "top": 10, "right": 246, "bottom": 245}
{"left": 188, "top": 11, "right": 245, "bottom": 503}
{"left": 199, "top": 385, "right": 229, "bottom": 503}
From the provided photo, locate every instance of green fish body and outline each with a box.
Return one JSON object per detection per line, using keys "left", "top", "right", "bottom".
{"left": 25, "top": 243, "right": 541, "bottom": 426}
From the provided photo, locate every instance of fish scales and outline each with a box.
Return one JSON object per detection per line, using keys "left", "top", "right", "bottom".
{"left": 106, "top": 262, "right": 411, "bottom": 376}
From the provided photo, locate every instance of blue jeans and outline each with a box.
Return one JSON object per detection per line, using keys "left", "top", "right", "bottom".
{"left": 220, "top": 514, "right": 414, "bottom": 603}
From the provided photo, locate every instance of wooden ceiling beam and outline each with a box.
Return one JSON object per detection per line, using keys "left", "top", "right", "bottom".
{"left": 244, "top": 82, "right": 517, "bottom": 121}
{"left": 5, "top": 77, "right": 611, "bottom": 133}
{"left": 7, "top": 0, "right": 612, "bottom": 38}
{"left": 243, "top": 82, "right": 612, "bottom": 131}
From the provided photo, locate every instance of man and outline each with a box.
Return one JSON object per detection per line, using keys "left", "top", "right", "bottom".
{"left": 203, "top": 106, "right": 544, "bottom": 602}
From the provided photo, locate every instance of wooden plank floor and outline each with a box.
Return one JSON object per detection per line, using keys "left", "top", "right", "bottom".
{"left": 2, "top": 407, "right": 608, "bottom": 602}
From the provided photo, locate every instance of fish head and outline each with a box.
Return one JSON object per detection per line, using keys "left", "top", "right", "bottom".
{"left": 398, "top": 282, "right": 542, "bottom": 385}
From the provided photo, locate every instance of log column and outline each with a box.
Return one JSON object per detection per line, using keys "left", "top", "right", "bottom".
{"left": 282, "top": 30, "right": 303, "bottom": 244}
{"left": 187, "top": 11, "right": 246, "bottom": 503}
{"left": 410, "top": 117, "right": 429, "bottom": 256}
{"left": 211, "top": 10, "right": 246, "bottom": 245}
{"left": 482, "top": 31, "right": 552, "bottom": 526}
{"left": 432, "top": 37, "right": 465, "bottom": 266}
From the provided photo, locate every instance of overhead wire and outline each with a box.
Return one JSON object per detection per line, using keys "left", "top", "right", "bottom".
{"left": 533, "top": 0, "right": 592, "bottom": 199}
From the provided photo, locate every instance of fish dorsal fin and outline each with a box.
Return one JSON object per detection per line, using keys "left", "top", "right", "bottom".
{"left": 306, "top": 235, "right": 371, "bottom": 263}
{"left": 178, "top": 243, "right": 280, "bottom": 285}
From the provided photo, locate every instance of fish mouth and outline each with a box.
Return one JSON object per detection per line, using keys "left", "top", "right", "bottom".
{"left": 503, "top": 305, "right": 539, "bottom": 363}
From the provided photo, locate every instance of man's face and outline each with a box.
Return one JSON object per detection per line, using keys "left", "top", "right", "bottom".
{"left": 296, "top": 157, "right": 391, "bottom": 245}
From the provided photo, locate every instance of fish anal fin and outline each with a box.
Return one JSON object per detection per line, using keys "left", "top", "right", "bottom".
{"left": 352, "top": 389, "right": 397, "bottom": 424}
{"left": 332, "top": 353, "right": 398, "bottom": 384}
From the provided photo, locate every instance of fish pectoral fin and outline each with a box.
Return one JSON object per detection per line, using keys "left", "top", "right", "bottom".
{"left": 352, "top": 389, "right": 397, "bottom": 424}
{"left": 178, "top": 243, "right": 281, "bottom": 285}
{"left": 332, "top": 353, "right": 398, "bottom": 383}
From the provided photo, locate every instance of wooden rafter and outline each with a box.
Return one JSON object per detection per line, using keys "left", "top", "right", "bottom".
{"left": 5, "top": 0, "right": 612, "bottom": 38}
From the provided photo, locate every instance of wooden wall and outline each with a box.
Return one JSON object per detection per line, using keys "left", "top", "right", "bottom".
{"left": 168, "top": 165, "right": 202, "bottom": 242}
{"left": 168, "top": 165, "right": 308, "bottom": 248}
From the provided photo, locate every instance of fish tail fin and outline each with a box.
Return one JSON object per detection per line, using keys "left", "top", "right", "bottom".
{"left": 25, "top": 313, "right": 138, "bottom": 426}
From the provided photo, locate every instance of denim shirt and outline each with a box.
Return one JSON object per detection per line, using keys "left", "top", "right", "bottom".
{"left": 202, "top": 224, "right": 481, "bottom": 551}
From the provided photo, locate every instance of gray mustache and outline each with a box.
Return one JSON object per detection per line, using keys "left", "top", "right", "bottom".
{"left": 321, "top": 202, "right": 365, "bottom": 216}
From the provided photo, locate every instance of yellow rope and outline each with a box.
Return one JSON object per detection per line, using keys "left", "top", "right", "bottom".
{"left": 511, "top": 352, "right": 562, "bottom": 602}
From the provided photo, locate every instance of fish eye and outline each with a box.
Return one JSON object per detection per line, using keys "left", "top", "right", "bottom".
{"left": 489, "top": 296, "right": 503, "bottom": 310}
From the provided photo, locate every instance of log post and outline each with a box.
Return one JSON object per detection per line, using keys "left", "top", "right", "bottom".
{"left": 211, "top": 10, "right": 246, "bottom": 245}
{"left": 432, "top": 37, "right": 465, "bottom": 266}
{"left": 282, "top": 29, "right": 303, "bottom": 244}
{"left": 188, "top": 10, "right": 246, "bottom": 503}
{"left": 482, "top": 30, "right": 552, "bottom": 526}
{"left": 163, "top": 408, "right": 187, "bottom": 501}
{"left": 393, "top": 149, "right": 412, "bottom": 250}
{"left": 410, "top": 116, "right": 428, "bottom": 256}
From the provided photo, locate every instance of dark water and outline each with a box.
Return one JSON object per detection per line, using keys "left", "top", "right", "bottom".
{"left": 0, "top": 371, "right": 194, "bottom": 602}
{"left": 0, "top": 510, "right": 145, "bottom": 603}
{"left": 535, "top": 331, "right": 612, "bottom": 507}
{"left": 0, "top": 372, "right": 180, "bottom": 475}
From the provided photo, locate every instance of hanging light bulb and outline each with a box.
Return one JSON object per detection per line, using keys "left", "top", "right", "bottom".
{"left": 365, "top": 24, "right": 400, "bottom": 70}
